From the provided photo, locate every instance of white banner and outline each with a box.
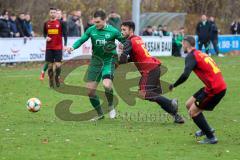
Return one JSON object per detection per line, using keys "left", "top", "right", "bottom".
{"left": 0, "top": 37, "right": 172, "bottom": 63}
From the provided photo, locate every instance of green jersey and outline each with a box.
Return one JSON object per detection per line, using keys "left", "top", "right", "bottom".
{"left": 72, "top": 24, "right": 124, "bottom": 58}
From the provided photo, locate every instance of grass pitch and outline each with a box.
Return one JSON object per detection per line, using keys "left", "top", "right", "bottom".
{"left": 0, "top": 56, "right": 240, "bottom": 160}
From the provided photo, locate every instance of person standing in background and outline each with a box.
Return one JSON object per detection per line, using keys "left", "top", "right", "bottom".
{"left": 209, "top": 16, "right": 224, "bottom": 57}
{"left": 172, "top": 27, "right": 184, "bottom": 57}
{"left": 25, "top": 13, "right": 34, "bottom": 37}
{"left": 0, "top": 10, "right": 11, "bottom": 37}
{"left": 142, "top": 25, "right": 153, "bottom": 36}
{"left": 107, "top": 11, "right": 121, "bottom": 31}
{"left": 196, "top": 15, "right": 211, "bottom": 55}
{"left": 67, "top": 10, "right": 84, "bottom": 37}
{"left": 230, "top": 20, "right": 240, "bottom": 35}
{"left": 16, "top": 12, "right": 31, "bottom": 37}
{"left": 85, "top": 15, "right": 94, "bottom": 31}
{"left": 43, "top": 8, "right": 67, "bottom": 88}
{"left": 9, "top": 13, "right": 20, "bottom": 37}
{"left": 162, "top": 25, "right": 171, "bottom": 36}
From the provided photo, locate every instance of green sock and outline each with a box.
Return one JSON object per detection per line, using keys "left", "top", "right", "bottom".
{"left": 89, "top": 95, "right": 103, "bottom": 116}
{"left": 105, "top": 88, "right": 113, "bottom": 108}
{"left": 42, "top": 63, "right": 49, "bottom": 73}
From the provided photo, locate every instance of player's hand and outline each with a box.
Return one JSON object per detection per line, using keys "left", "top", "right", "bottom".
{"left": 46, "top": 37, "right": 52, "bottom": 42}
{"left": 66, "top": 47, "right": 74, "bottom": 54}
{"left": 63, "top": 46, "right": 68, "bottom": 52}
{"left": 169, "top": 84, "right": 174, "bottom": 91}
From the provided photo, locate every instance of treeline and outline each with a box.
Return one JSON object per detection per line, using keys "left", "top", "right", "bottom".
{"left": 1, "top": 0, "right": 239, "bottom": 34}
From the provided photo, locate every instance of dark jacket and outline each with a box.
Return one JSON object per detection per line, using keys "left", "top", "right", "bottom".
{"left": 16, "top": 18, "right": 31, "bottom": 37}
{"left": 0, "top": 18, "right": 11, "bottom": 37}
{"left": 107, "top": 17, "right": 121, "bottom": 31}
{"left": 230, "top": 22, "right": 240, "bottom": 35}
{"left": 209, "top": 21, "right": 218, "bottom": 40}
{"left": 142, "top": 30, "right": 153, "bottom": 36}
{"left": 196, "top": 21, "right": 211, "bottom": 42}
{"left": 67, "top": 16, "right": 80, "bottom": 37}
{"left": 84, "top": 22, "right": 94, "bottom": 32}
{"left": 25, "top": 20, "right": 33, "bottom": 36}
{"left": 9, "top": 19, "right": 19, "bottom": 37}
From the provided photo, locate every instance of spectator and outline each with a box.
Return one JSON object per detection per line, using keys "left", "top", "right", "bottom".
{"left": 151, "top": 25, "right": 164, "bottom": 37}
{"left": 107, "top": 11, "right": 121, "bottom": 30}
{"left": 85, "top": 15, "right": 94, "bottom": 31}
{"left": 152, "top": 25, "right": 159, "bottom": 36}
{"left": 55, "top": 9, "right": 68, "bottom": 39}
{"left": 62, "top": 11, "right": 68, "bottom": 22}
{"left": 162, "top": 25, "right": 171, "bottom": 36}
{"left": 67, "top": 10, "right": 84, "bottom": 37}
{"left": 16, "top": 12, "right": 31, "bottom": 37}
{"left": 230, "top": 20, "right": 240, "bottom": 35}
{"left": 142, "top": 25, "right": 153, "bottom": 36}
{"left": 157, "top": 25, "right": 163, "bottom": 37}
{"left": 25, "top": 13, "right": 34, "bottom": 37}
{"left": 0, "top": 10, "right": 11, "bottom": 37}
{"left": 56, "top": 9, "right": 67, "bottom": 22}
{"left": 196, "top": 14, "right": 211, "bottom": 54}
{"left": 172, "top": 27, "right": 184, "bottom": 57}
{"left": 9, "top": 13, "right": 20, "bottom": 37}
{"left": 209, "top": 16, "right": 224, "bottom": 57}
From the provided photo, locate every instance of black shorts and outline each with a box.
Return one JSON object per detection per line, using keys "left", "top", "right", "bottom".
{"left": 45, "top": 50, "right": 63, "bottom": 63}
{"left": 193, "top": 88, "right": 226, "bottom": 111}
{"left": 139, "top": 66, "right": 162, "bottom": 94}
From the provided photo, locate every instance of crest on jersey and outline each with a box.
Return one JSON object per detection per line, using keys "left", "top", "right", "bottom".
{"left": 105, "top": 33, "right": 111, "bottom": 38}
{"left": 56, "top": 24, "right": 59, "bottom": 28}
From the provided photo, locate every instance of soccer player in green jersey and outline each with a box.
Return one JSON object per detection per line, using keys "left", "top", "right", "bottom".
{"left": 67, "top": 9, "right": 124, "bottom": 121}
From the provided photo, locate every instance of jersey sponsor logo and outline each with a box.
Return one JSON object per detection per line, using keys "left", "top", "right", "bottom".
{"left": 48, "top": 29, "right": 59, "bottom": 35}
{"left": 96, "top": 39, "right": 106, "bottom": 46}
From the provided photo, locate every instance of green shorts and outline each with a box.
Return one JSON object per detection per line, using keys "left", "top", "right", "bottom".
{"left": 87, "top": 55, "right": 117, "bottom": 82}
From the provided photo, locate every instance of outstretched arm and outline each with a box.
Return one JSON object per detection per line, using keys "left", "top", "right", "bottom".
{"left": 72, "top": 28, "right": 91, "bottom": 50}
{"left": 170, "top": 53, "right": 197, "bottom": 89}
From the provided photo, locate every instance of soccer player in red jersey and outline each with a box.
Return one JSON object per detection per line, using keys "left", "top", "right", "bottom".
{"left": 119, "top": 21, "right": 184, "bottom": 124}
{"left": 43, "top": 8, "right": 67, "bottom": 87}
{"left": 169, "top": 36, "right": 227, "bottom": 144}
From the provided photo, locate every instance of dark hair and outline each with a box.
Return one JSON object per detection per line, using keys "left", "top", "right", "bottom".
{"left": 183, "top": 36, "right": 195, "bottom": 47}
{"left": 147, "top": 25, "right": 152, "bottom": 28}
{"left": 50, "top": 7, "right": 57, "bottom": 11}
{"left": 10, "top": 13, "right": 16, "bottom": 17}
{"left": 2, "top": 9, "right": 8, "bottom": 16}
{"left": 121, "top": 21, "right": 135, "bottom": 32}
{"left": 93, "top": 9, "right": 106, "bottom": 20}
{"left": 19, "top": 12, "right": 25, "bottom": 15}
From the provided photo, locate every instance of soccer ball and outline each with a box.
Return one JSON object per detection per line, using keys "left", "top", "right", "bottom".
{"left": 26, "top": 98, "right": 42, "bottom": 112}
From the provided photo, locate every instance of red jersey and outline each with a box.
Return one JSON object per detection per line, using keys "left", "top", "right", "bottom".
{"left": 126, "top": 35, "right": 161, "bottom": 74}
{"left": 193, "top": 50, "right": 227, "bottom": 94}
{"left": 44, "top": 20, "right": 65, "bottom": 50}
